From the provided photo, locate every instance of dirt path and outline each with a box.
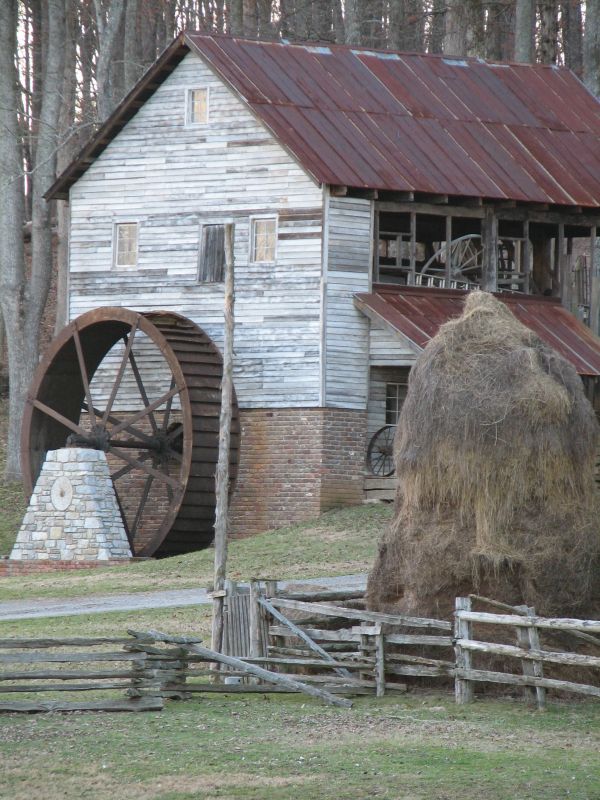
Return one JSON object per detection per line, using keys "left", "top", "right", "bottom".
{"left": 0, "top": 573, "right": 367, "bottom": 621}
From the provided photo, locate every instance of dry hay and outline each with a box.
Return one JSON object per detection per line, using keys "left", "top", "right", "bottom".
{"left": 367, "top": 291, "right": 600, "bottom": 618}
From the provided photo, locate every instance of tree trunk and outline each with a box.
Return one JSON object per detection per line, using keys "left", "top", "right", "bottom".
{"left": 344, "top": 0, "right": 361, "bottom": 44}
{"left": 230, "top": 0, "right": 244, "bottom": 34}
{"left": 123, "top": 0, "right": 140, "bottom": 92}
{"left": 443, "top": 0, "right": 467, "bottom": 56}
{"left": 429, "top": 0, "right": 445, "bottom": 53}
{"left": 584, "top": 0, "right": 600, "bottom": 95}
{"left": 389, "top": 0, "right": 425, "bottom": 52}
{"left": 539, "top": 0, "right": 559, "bottom": 64}
{"left": 0, "top": 0, "right": 66, "bottom": 481}
{"left": 514, "top": 0, "right": 534, "bottom": 62}
{"left": 243, "top": 0, "right": 258, "bottom": 36}
{"left": 94, "top": 0, "right": 126, "bottom": 121}
{"left": 0, "top": 1, "right": 26, "bottom": 474}
{"left": 562, "top": 0, "right": 583, "bottom": 76}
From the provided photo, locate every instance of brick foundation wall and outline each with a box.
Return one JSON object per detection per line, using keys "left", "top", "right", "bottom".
{"left": 229, "top": 407, "right": 367, "bottom": 537}
{"left": 0, "top": 558, "right": 146, "bottom": 577}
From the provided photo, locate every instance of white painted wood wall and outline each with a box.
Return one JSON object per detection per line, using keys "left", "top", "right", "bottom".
{"left": 67, "top": 51, "right": 418, "bottom": 415}
{"left": 69, "top": 52, "right": 323, "bottom": 410}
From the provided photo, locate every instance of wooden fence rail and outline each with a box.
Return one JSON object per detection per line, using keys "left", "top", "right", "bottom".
{"left": 3, "top": 587, "right": 600, "bottom": 713}
{"left": 0, "top": 635, "right": 163, "bottom": 713}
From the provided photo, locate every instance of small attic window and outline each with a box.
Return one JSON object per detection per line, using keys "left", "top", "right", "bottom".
{"left": 250, "top": 217, "right": 277, "bottom": 263}
{"left": 186, "top": 88, "right": 209, "bottom": 125}
{"left": 114, "top": 222, "right": 137, "bottom": 268}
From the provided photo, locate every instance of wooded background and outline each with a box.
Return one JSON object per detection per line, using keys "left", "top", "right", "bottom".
{"left": 1, "top": 0, "right": 600, "bottom": 480}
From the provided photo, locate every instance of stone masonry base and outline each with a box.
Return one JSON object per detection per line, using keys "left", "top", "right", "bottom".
{"left": 229, "top": 407, "right": 367, "bottom": 537}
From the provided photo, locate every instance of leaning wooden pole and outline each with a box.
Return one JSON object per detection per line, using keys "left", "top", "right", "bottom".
{"left": 211, "top": 224, "right": 235, "bottom": 656}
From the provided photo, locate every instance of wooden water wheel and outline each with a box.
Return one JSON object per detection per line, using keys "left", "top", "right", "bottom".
{"left": 21, "top": 307, "right": 239, "bottom": 558}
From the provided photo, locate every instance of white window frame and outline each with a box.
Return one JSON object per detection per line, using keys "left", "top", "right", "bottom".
{"left": 112, "top": 221, "right": 138, "bottom": 269}
{"left": 249, "top": 215, "right": 278, "bottom": 264}
{"left": 185, "top": 86, "right": 210, "bottom": 126}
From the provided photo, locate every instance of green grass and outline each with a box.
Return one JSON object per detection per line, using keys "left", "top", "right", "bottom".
{"left": 0, "top": 504, "right": 390, "bottom": 602}
{"left": 1, "top": 685, "right": 599, "bottom": 800}
{"left": 0, "top": 399, "right": 27, "bottom": 555}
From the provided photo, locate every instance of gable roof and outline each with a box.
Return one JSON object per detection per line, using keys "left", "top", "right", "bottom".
{"left": 354, "top": 285, "right": 600, "bottom": 376}
{"left": 47, "top": 32, "right": 600, "bottom": 207}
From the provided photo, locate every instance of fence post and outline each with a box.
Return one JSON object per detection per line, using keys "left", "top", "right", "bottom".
{"left": 515, "top": 605, "right": 546, "bottom": 710}
{"left": 454, "top": 597, "right": 474, "bottom": 704}
{"left": 374, "top": 624, "right": 386, "bottom": 698}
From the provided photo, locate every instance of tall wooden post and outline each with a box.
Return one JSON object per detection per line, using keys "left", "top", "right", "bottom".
{"left": 211, "top": 224, "right": 235, "bottom": 655}
{"left": 481, "top": 208, "right": 498, "bottom": 292}
{"left": 590, "top": 227, "right": 600, "bottom": 336}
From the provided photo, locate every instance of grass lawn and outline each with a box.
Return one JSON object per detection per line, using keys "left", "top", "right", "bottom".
{"left": 1, "top": 682, "right": 599, "bottom": 799}
{"left": 0, "top": 504, "right": 391, "bottom": 602}
{"left": 2, "top": 611, "right": 600, "bottom": 800}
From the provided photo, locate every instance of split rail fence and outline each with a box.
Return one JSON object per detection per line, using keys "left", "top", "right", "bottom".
{"left": 2, "top": 585, "right": 600, "bottom": 713}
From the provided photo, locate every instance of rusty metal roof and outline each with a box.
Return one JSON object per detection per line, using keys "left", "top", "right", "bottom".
{"left": 354, "top": 286, "right": 600, "bottom": 376}
{"left": 48, "top": 32, "right": 600, "bottom": 206}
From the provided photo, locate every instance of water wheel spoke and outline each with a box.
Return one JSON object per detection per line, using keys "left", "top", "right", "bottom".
{"left": 32, "top": 400, "right": 90, "bottom": 440}
{"left": 111, "top": 451, "right": 152, "bottom": 482}
{"left": 72, "top": 326, "right": 96, "bottom": 428}
{"left": 109, "top": 386, "right": 181, "bottom": 438}
{"left": 82, "top": 403, "right": 156, "bottom": 448}
{"left": 130, "top": 475, "right": 154, "bottom": 538}
{"left": 165, "top": 448, "right": 183, "bottom": 463}
{"left": 102, "top": 321, "right": 138, "bottom": 425}
{"left": 128, "top": 349, "right": 160, "bottom": 436}
{"left": 161, "top": 378, "right": 176, "bottom": 433}
{"left": 107, "top": 444, "right": 182, "bottom": 491}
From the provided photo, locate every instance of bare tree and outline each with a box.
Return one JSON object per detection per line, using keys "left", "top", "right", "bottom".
{"left": 562, "top": 0, "right": 583, "bottom": 75}
{"left": 94, "top": 0, "right": 126, "bottom": 120}
{"left": 515, "top": 0, "right": 534, "bottom": 61}
{"left": 584, "top": 0, "right": 600, "bottom": 94}
{"left": 0, "top": 0, "right": 67, "bottom": 480}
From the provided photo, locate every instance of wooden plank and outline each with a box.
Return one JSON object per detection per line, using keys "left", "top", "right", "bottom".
{"left": 258, "top": 597, "right": 352, "bottom": 679}
{"left": 0, "top": 637, "right": 137, "bottom": 649}
{"left": 267, "top": 598, "right": 451, "bottom": 630}
{"left": 173, "top": 640, "right": 352, "bottom": 708}
{"left": 0, "top": 681, "right": 134, "bottom": 693}
{"left": 0, "top": 651, "right": 143, "bottom": 664}
{"left": 0, "top": 697, "right": 163, "bottom": 713}
{"left": 456, "top": 639, "right": 600, "bottom": 669}
{"left": 0, "top": 669, "right": 136, "bottom": 681}
{"left": 457, "top": 611, "right": 600, "bottom": 633}
{"left": 456, "top": 668, "right": 600, "bottom": 699}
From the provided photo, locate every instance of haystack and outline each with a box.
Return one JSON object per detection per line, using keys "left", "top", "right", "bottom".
{"left": 367, "top": 291, "right": 600, "bottom": 618}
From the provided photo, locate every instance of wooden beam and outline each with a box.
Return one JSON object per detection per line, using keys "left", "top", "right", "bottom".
{"left": 590, "top": 227, "right": 600, "bottom": 336}
{"left": 211, "top": 223, "right": 235, "bottom": 655}
{"left": 481, "top": 207, "right": 498, "bottom": 292}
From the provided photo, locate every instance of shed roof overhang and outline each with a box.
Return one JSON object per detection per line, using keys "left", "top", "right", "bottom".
{"left": 354, "top": 286, "right": 600, "bottom": 377}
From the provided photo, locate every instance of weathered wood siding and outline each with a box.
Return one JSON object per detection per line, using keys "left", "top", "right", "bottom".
{"left": 369, "top": 325, "right": 420, "bottom": 366}
{"left": 324, "top": 195, "right": 372, "bottom": 410}
{"left": 69, "top": 51, "right": 323, "bottom": 409}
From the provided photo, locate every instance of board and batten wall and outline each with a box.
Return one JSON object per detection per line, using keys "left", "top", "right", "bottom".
{"left": 68, "top": 51, "right": 324, "bottom": 410}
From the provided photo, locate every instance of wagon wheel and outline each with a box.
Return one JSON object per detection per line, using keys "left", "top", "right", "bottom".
{"left": 366, "top": 425, "right": 396, "bottom": 477}
{"left": 420, "top": 234, "right": 484, "bottom": 283}
{"left": 21, "top": 307, "right": 239, "bottom": 558}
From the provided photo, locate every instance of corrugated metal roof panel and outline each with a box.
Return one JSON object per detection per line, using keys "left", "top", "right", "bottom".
{"left": 47, "top": 33, "right": 600, "bottom": 205}
{"left": 187, "top": 34, "right": 600, "bottom": 205}
{"left": 354, "top": 286, "right": 600, "bottom": 376}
